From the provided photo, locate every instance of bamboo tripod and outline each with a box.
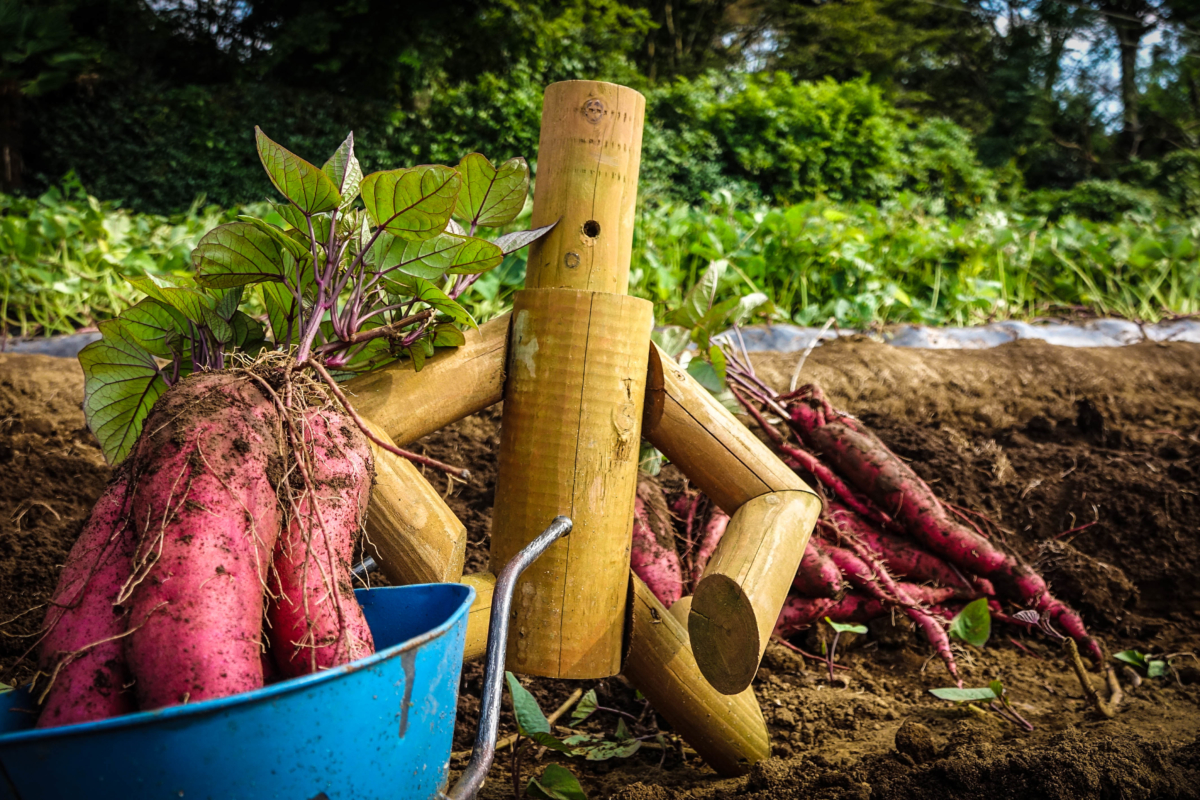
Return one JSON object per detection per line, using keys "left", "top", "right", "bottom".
{"left": 346, "top": 81, "right": 820, "bottom": 776}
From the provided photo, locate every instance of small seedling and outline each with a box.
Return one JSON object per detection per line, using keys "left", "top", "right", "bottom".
{"left": 948, "top": 597, "right": 991, "bottom": 648}
{"left": 0, "top": 681, "right": 12, "bottom": 695}
{"left": 1114, "top": 650, "right": 1167, "bottom": 678}
{"left": 824, "top": 617, "right": 867, "bottom": 685}
{"left": 526, "top": 764, "right": 587, "bottom": 800}
{"left": 930, "top": 679, "right": 1033, "bottom": 731}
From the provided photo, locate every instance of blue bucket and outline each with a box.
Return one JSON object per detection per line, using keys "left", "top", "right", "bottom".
{"left": 0, "top": 584, "right": 474, "bottom": 800}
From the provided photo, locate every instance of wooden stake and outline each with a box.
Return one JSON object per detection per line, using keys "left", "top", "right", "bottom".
{"left": 359, "top": 417, "right": 467, "bottom": 585}
{"left": 490, "top": 288, "right": 653, "bottom": 678}
{"left": 461, "top": 571, "right": 495, "bottom": 662}
{"left": 343, "top": 312, "right": 509, "bottom": 446}
{"left": 524, "top": 81, "right": 646, "bottom": 294}
{"left": 689, "top": 490, "right": 819, "bottom": 695}
{"left": 667, "top": 595, "right": 693, "bottom": 627}
{"left": 623, "top": 575, "right": 770, "bottom": 777}
{"left": 643, "top": 344, "right": 812, "bottom": 514}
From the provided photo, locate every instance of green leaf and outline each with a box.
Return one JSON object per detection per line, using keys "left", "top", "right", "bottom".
{"left": 405, "top": 345, "right": 426, "bottom": 372}
{"left": 825, "top": 617, "right": 868, "bottom": 635}
{"left": 112, "top": 298, "right": 188, "bottom": 359}
{"left": 526, "top": 764, "right": 587, "bottom": 800}
{"left": 129, "top": 274, "right": 214, "bottom": 322}
{"left": 614, "top": 718, "right": 632, "bottom": 741}
{"left": 708, "top": 345, "right": 727, "bottom": 384}
{"left": 373, "top": 232, "right": 503, "bottom": 281}
{"left": 360, "top": 165, "right": 461, "bottom": 241}
{"left": 1114, "top": 650, "right": 1148, "bottom": 669}
{"left": 571, "top": 689, "right": 598, "bottom": 725}
{"left": 929, "top": 687, "right": 998, "bottom": 703}
{"left": 638, "top": 443, "right": 663, "bottom": 477}
{"left": 213, "top": 286, "right": 244, "bottom": 321}
{"left": 493, "top": 222, "right": 556, "bottom": 254}
{"left": 672, "top": 260, "right": 727, "bottom": 327}
{"left": 686, "top": 358, "right": 724, "bottom": 393}
{"left": 1148, "top": 660, "right": 1167, "bottom": 679}
{"left": 230, "top": 311, "right": 267, "bottom": 353}
{"left": 949, "top": 598, "right": 991, "bottom": 648}
{"left": 235, "top": 215, "right": 313, "bottom": 262}
{"left": 431, "top": 324, "right": 466, "bottom": 348}
{"left": 79, "top": 322, "right": 169, "bottom": 465}
{"left": 322, "top": 132, "right": 363, "bottom": 209}
{"left": 731, "top": 292, "right": 770, "bottom": 326}
{"left": 273, "top": 202, "right": 310, "bottom": 233}
{"left": 193, "top": 222, "right": 288, "bottom": 289}
{"left": 988, "top": 679, "right": 1005, "bottom": 700}
{"left": 506, "top": 672, "right": 574, "bottom": 754}
{"left": 0, "top": 681, "right": 12, "bottom": 695}
{"left": 581, "top": 737, "right": 641, "bottom": 761}
{"left": 455, "top": 154, "right": 529, "bottom": 228}
{"left": 651, "top": 326, "right": 691, "bottom": 360}
{"left": 394, "top": 275, "right": 477, "bottom": 329}
{"left": 255, "top": 127, "right": 341, "bottom": 214}
{"left": 201, "top": 306, "right": 233, "bottom": 343}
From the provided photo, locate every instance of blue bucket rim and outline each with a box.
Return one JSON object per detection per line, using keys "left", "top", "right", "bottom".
{"left": 0, "top": 582, "right": 475, "bottom": 745}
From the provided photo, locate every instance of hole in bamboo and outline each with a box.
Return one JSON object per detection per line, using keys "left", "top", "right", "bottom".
{"left": 582, "top": 220, "right": 601, "bottom": 238}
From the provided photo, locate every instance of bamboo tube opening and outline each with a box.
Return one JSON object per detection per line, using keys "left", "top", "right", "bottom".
{"left": 622, "top": 575, "right": 770, "bottom": 776}
{"left": 690, "top": 490, "right": 820, "bottom": 695}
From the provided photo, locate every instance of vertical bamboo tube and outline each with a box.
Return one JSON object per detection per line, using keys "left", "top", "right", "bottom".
{"left": 643, "top": 345, "right": 812, "bottom": 514}
{"left": 490, "top": 289, "right": 653, "bottom": 678}
{"left": 623, "top": 575, "right": 770, "bottom": 777}
{"left": 524, "top": 81, "right": 646, "bottom": 293}
{"left": 359, "top": 418, "right": 467, "bottom": 586}
{"left": 461, "top": 572, "right": 496, "bottom": 662}
{"left": 689, "top": 491, "right": 820, "bottom": 695}
{"left": 344, "top": 312, "right": 509, "bottom": 446}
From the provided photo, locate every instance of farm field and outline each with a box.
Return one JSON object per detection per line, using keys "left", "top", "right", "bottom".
{"left": 4, "top": 337, "right": 1198, "bottom": 798}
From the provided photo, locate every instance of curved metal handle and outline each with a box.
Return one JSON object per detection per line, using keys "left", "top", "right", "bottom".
{"left": 443, "top": 516, "right": 573, "bottom": 800}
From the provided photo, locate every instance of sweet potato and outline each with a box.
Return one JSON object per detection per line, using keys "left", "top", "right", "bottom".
{"left": 268, "top": 409, "right": 375, "bottom": 677}
{"left": 690, "top": 508, "right": 729, "bottom": 587}
{"left": 631, "top": 479, "right": 684, "bottom": 608}
{"left": 36, "top": 470, "right": 137, "bottom": 727}
{"left": 776, "top": 583, "right": 961, "bottom": 636}
{"left": 791, "top": 540, "right": 843, "bottom": 598}
{"left": 123, "top": 373, "right": 284, "bottom": 710}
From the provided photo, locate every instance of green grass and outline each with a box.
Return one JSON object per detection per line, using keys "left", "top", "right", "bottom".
{"left": 4, "top": 180, "right": 1197, "bottom": 338}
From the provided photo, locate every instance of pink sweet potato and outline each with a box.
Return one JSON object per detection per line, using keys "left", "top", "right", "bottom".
{"left": 690, "top": 508, "right": 729, "bottom": 587}
{"left": 790, "top": 387, "right": 1102, "bottom": 663}
{"left": 791, "top": 540, "right": 843, "bottom": 598}
{"left": 37, "top": 470, "right": 137, "bottom": 727}
{"left": 776, "top": 583, "right": 961, "bottom": 636}
{"left": 123, "top": 373, "right": 284, "bottom": 710}
{"left": 631, "top": 479, "right": 684, "bottom": 608}
{"left": 268, "top": 410, "right": 375, "bottom": 677}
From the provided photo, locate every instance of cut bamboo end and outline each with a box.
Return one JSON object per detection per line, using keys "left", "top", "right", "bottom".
{"left": 623, "top": 575, "right": 770, "bottom": 777}
{"left": 343, "top": 312, "right": 509, "bottom": 446}
{"left": 524, "top": 81, "right": 646, "bottom": 294}
{"left": 690, "top": 490, "right": 820, "bottom": 695}
{"left": 643, "top": 344, "right": 814, "bottom": 515}
{"left": 461, "top": 571, "right": 496, "bottom": 662}
{"left": 358, "top": 417, "right": 467, "bottom": 586}
{"left": 490, "top": 288, "right": 653, "bottom": 678}
{"left": 667, "top": 595, "right": 693, "bottom": 627}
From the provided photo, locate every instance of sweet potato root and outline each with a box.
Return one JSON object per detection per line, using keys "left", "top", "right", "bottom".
{"left": 791, "top": 539, "right": 843, "bottom": 598}
{"left": 631, "top": 479, "right": 684, "bottom": 608}
{"left": 776, "top": 583, "right": 961, "bottom": 636}
{"left": 268, "top": 410, "right": 375, "bottom": 677}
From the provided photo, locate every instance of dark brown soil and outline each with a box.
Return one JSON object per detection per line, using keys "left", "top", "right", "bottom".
{"left": 3, "top": 339, "right": 1199, "bottom": 799}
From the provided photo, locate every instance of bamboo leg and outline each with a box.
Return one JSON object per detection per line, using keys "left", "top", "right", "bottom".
{"left": 461, "top": 572, "right": 496, "bottom": 662}
{"left": 490, "top": 288, "right": 653, "bottom": 678}
{"left": 359, "top": 417, "right": 467, "bottom": 585}
{"left": 689, "top": 491, "right": 820, "bottom": 695}
{"left": 343, "top": 312, "right": 509, "bottom": 446}
{"left": 643, "top": 344, "right": 813, "bottom": 513}
{"left": 623, "top": 575, "right": 770, "bottom": 777}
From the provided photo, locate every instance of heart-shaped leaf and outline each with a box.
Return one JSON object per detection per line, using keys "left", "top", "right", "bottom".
{"left": 129, "top": 274, "right": 214, "bottom": 322}
{"left": 527, "top": 764, "right": 587, "bottom": 800}
{"left": 454, "top": 153, "right": 529, "bottom": 228}
{"left": 825, "top": 617, "right": 868, "bottom": 635}
{"left": 929, "top": 686, "right": 998, "bottom": 703}
{"left": 570, "top": 689, "right": 598, "bottom": 725}
{"left": 360, "top": 165, "right": 460, "bottom": 241}
{"left": 492, "top": 222, "right": 557, "bottom": 254}
{"left": 194, "top": 222, "right": 288, "bottom": 289}
{"left": 322, "top": 132, "right": 362, "bottom": 209}
{"left": 79, "top": 321, "right": 170, "bottom": 465}
{"left": 230, "top": 311, "right": 267, "bottom": 353}
{"left": 373, "top": 232, "right": 503, "bottom": 281}
{"left": 949, "top": 597, "right": 991, "bottom": 648}
{"left": 431, "top": 324, "right": 466, "bottom": 348}
{"left": 255, "top": 127, "right": 341, "bottom": 214}
{"left": 112, "top": 298, "right": 188, "bottom": 359}
{"left": 505, "top": 672, "right": 574, "bottom": 754}
{"left": 236, "top": 215, "right": 313, "bottom": 262}
{"left": 392, "top": 275, "right": 477, "bottom": 329}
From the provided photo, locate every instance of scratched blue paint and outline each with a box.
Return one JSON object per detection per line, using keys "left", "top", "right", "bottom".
{"left": 0, "top": 584, "right": 473, "bottom": 800}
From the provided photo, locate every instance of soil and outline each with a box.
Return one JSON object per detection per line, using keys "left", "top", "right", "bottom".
{"left": 3, "top": 339, "right": 1200, "bottom": 799}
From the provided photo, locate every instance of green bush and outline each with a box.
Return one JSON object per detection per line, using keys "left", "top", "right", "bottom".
{"left": 1019, "top": 180, "right": 1162, "bottom": 222}
{"left": 898, "top": 118, "right": 997, "bottom": 214}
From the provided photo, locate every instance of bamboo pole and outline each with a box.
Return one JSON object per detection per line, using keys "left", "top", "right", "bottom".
{"left": 643, "top": 345, "right": 813, "bottom": 515}
{"left": 623, "top": 575, "right": 770, "bottom": 777}
{"left": 359, "top": 417, "right": 467, "bottom": 586}
{"left": 524, "top": 81, "right": 646, "bottom": 293}
{"left": 343, "top": 312, "right": 509, "bottom": 446}
{"left": 689, "top": 490, "right": 820, "bottom": 695}
{"left": 461, "top": 571, "right": 496, "bottom": 662}
{"left": 490, "top": 288, "right": 653, "bottom": 678}
{"left": 667, "top": 595, "right": 693, "bottom": 627}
